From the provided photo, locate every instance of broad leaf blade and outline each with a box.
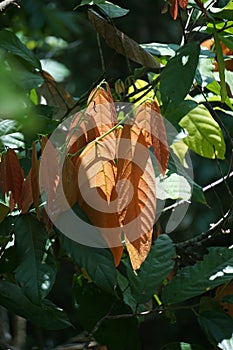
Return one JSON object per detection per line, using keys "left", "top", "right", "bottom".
{"left": 162, "top": 246, "right": 233, "bottom": 305}
{"left": 88, "top": 9, "right": 158, "bottom": 68}
{"left": 160, "top": 42, "right": 200, "bottom": 109}
{"left": 0, "top": 280, "right": 70, "bottom": 330}
{"left": 59, "top": 230, "right": 117, "bottom": 292}
{"left": 0, "top": 29, "right": 41, "bottom": 69}
{"left": 15, "top": 215, "right": 57, "bottom": 304}
{"left": 127, "top": 235, "right": 176, "bottom": 303}
{"left": 179, "top": 105, "right": 226, "bottom": 159}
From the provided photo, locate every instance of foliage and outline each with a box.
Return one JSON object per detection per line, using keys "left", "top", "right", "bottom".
{"left": 0, "top": 0, "right": 233, "bottom": 349}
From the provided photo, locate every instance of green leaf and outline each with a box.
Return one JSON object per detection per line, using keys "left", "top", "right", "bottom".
{"left": 97, "top": 1, "right": 129, "bottom": 18}
{"left": 179, "top": 104, "right": 226, "bottom": 159}
{"left": 160, "top": 42, "right": 200, "bottom": 109}
{"left": 126, "top": 235, "right": 176, "bottom": 303}
{"left": 58, "top": 230, "right": 117, "bottom": 293}
{"left": 0, "top": 280, "right": 71, "bottom": 330}
{"left": 0, "top": 30, "right": 41, "bottom": 69}
{"left": 198, "top": 311, "right": 233, "bottom": 350}
{"left": 13, "top": 65, "right": 44, "bottom": 90}
{"left": 0, "top": 203, "right": 9, "bottom": 224}
{"left": 220, "top": 34, "right": 233, "bottom": 51}
{"left": 72, "top": 278, "right": 140, "bottom": 350}
{"left": 222, "top": 295, "right": 233, "bottom": 303}
{"left": 0, "top": 215, "right": 15, "bottom": 245}
{"left": 156, "top": 173, "right": 192, "bottom": 201}
{"left": 206, "top": 80, "right": 233, "bottom": 110}
{"left": 211, "top": 1, "right": 233, "bottom": 20}
{"left": 214, "top": 30, "right": 227, "bottom": 103}
{"left": 162, "top": 246, "right": 233, "bottom": 305}
{"left": 0, "top": 119, "right": 24, "bottom": 151}
{"left": 141, "top": 42, "right": 179, "bottom": 57}
{"left": 15, "top": 215, "right": 57, "bottom": 304}
{"left": 164, "top": 100, "right": 198, "bottom": 127}
{"left": 163, "top": 342, "right": 206, "bottom": 350}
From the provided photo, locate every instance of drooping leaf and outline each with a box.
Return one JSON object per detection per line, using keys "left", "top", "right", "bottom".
{"left": 88, "top": 9, "right": 158, "bottom": 68}
{"left": 14, "top": 214, "right": 57, "bottom": 304}
{"left": 198, "top": 311, "right": 233, "bottom": 350}
{"left": 39, "top": 136, "right": 59, "bottom": 213}
{"left": 135, "top": 101, "right": 169, "bottom": 175}
{"left": 21, "top": 169, "right": 33, "bottom": 214}
{"left": 31, "top": 142, "right": 40, "bottom": 217}
{"left": 58, "top": 229, "right": 117, "bottom": 292}
{"left": 36, "top": 71, "right": 79, "bottom": 120}
{"left": 162, "top": 246, "right": 233, "bottom": 305}
{"left": 5, "top": 149, "right": 24, "bottom": 209}
{"left": 179, "top": 104, "right": 226, "bottom": 159}
{"left": 116, "top": 124, "right": 156, "bottom": 270}
{"left": 0, "top": 29, "right": 41, "bottom": 69}
{"left": 126, "top": 235, "right": 176, "bottom": 303}
{"left": 160, "top": 42, "right": 200, "bottom": 109}
{"left": 0, "top": 280, "right": 70, "bottom": 330}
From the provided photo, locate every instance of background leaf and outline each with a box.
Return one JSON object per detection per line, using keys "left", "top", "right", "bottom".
{"left": 15, "top": 215, "right": 57, "bottom": 304}
{"left": 126, "top": 235, "right": 176, "bottom": 303}
{"left": 162, "top": 247, "right": 233, "bottom": 305}
{"left": 0, "top": 280, "right": 70, "bottom": 330}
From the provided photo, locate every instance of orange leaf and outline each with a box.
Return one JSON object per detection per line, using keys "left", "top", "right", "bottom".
{"left": 21, "top": 169, "right": 33, "bottom": 214}
{"left": 5, "top": 149, "right": 24, "bottom": 210}
{"left": 66, "top": 111, "right": 100, "bottom": 164}
{"left": 178, "top": 0, "right": 188, "bottom": 9}
{"left": 40, "top": 136, "right": 59, "bottom": 213}
{"left": 135, "top": 101, "right": 169, "bottom": 176}
{"left": 86, "top": 85, "right": 117, "bottom": 158}
{"left": 31, "top": 142, "right": 40, "bottom": 218}
{"left": 116, "top": 124, "right": 156, "bottom": 269}
{"left": 170, "top": 0, "right": 179, "bottom": 20}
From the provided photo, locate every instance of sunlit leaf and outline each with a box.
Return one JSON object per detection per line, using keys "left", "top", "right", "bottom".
{"left": 179, "top": 104, "right": 226, "bottom": 159}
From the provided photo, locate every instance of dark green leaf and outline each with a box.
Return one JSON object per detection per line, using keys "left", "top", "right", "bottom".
{"left": 160, "top": 42, "right": 200, "bottom": 109}
{"left": 127, "top": 235, "right": 176, "bottom": 303}
{"left": 58, "top": 212, "right": 117, "bottom": 292}
{"left": 72, "top": 278, "right": 140, "bottom": 350}
{"left": 162, "top": 247, "right": 233, "bottom": 305}
{"left": 0, "top": 30, "right": 41, "bottom": 69}
{"left": 0, "top": 119, "right": 24, "bottom": 151}
{"left": 97, "top": 2, "right": 129, "bottom": 18}
{"left": 164, "top": 100, "right": 198, "bottom": 127}
{"left": 15, "top": 215, "right": 57, "bottom": 304}
{"left": 214, "top": 30, "right": 227, "bottom": 103}
{"left": 198, "top": 311, "right": 233, "bottom": 350}
{"left": 222, "top": 295, "right": 233, "bottom": 303}
{"left": 0, "top": 280, "right": 71, "bottom": 330}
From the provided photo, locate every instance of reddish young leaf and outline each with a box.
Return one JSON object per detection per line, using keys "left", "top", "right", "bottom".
{"left": 31, "top": 142, "right": 40, "bottom": 218}
{"left": 170, "top": 0, "right": 179, "bottom": 20}
{"left": 5, "top": 149, "right": 24, "bottom": 210}
{"left": 178, "top": 0, "right": 188, "bottom": 9}
{"left": 40, "top": 136, "right": 59, "bottom": 213}
{"left": 116, "top": 124, "right": 156, "bottom": 270}
{"left": 135, "top": 101, "right": 169, "bottom": 176}
{"left": 0, "top": 153, "right": 8, "bottom": 197}
{"left": 21, "top": 169, "right": 33, "bottom": 214}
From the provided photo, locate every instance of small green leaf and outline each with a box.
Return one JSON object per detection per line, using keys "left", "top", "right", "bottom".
{"left": 160, "top": 42, "right": 200, "bottom": 109}
{"left": 0, "top": 280, "right": 71, "bottom": 330}
{"left": 127, "top": 235, "right": 176, "bottom": 303}
{"left": 198, "top": 311, "right": 233, "bottom": 350}
{"left": 15, "top": 215, "right": 57, "bottom": 304}
{"left": 141, "top": 43, "right": 179, "bottom": 57}
{"left": 162, "top": 247, "right": 233, "bottom": 305}
{"left": 0, "top": 30, "right": 41, "bottom": 69}
{"left": 97, "top": 1, "right": 129, "bottom": 18}
{"left": 207, "top": 80, "right": 233, "bottom": 110}
{"left": 179, "top": 104, "right": 226, "bottom": 159}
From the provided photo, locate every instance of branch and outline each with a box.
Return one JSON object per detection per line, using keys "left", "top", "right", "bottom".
{"left": 0, "top": 0, "right": 20, "bottom": 12}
